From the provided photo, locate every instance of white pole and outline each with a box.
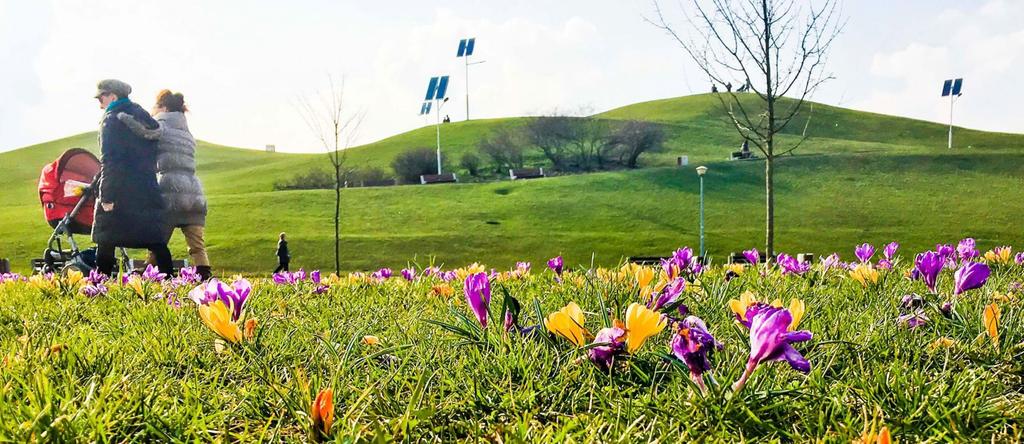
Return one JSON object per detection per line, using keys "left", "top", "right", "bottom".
{"left": 465, "top": 55, "right": 470, "bottom": 121}
{"left": 948, "top": 94, "right": 954, "bottom": 149}
{"left": 435, "top": 98, "right": 442, "bottom": 174}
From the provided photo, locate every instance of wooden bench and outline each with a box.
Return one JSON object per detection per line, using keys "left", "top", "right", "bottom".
{"left": 628, "top": 256, "right": 668, "bottom": 266}
{"left": 420, "top": 173, "right": 458, "bottom": 185}
{"left": 509, "top": 168, "right": 545, "bottom": 180}
{"left": 730, "top": 151, "right": 757, "bottom": 160}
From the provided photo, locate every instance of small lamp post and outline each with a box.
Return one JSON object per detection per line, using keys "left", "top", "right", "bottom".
{"left": 695, "top": 165, "right": 708, "bottom": 258}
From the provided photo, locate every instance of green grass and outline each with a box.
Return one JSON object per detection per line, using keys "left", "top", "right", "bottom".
{"left": 1, "top": 260, "right": 1023, "bottom": 440}
{"left": 1, "top": 94, "right": 1022, "bottom": 273}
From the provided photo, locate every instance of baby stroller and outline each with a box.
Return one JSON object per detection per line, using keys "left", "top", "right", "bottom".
{"left": 37, "top": 148, "right": 129, "bottom": 274}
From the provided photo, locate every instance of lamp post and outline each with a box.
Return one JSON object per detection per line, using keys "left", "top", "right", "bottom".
{"left": 435, "top": 97, "right": 449, "bottom": 174}
{"left": 695, "top": 165, "right": 708, "bottom": 258}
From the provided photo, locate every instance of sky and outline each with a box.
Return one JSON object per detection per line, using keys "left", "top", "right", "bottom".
{"left": 1, "top": 0, "right": 1022, "bottom": 153}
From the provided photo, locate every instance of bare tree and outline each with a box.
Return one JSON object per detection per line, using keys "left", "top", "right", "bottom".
{"left": 647, "top": 0, "right": 843, "bottom": 256}
{"left": 296, "top": 75, "right": 363, "bottom": 275}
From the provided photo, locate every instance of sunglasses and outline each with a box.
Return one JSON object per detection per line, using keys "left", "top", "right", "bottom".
{"left": 96, "top": 92, "right": 111, "bottom": 102}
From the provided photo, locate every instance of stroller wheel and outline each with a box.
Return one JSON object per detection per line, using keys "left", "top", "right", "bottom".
{"left": 61, "top": 262, "right": 91, "bottom": 276}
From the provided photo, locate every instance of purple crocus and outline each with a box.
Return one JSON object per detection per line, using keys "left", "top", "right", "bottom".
{"left": 547, "top": 256, "right": 564, "bottom": 276}
{"left": 936, "top": 244, "right": 955, "bottom": 259}
{"left": 670, "top": 316, "right": 723, "bottom": 393}
{"left": 855, "top": 243, "right": 875, "bottom": 263}
{"left": 898, "top": 310, "right": 928, "bottom": 329}
{"left": 272, "top": 271, "right": 294, "bottom": 285}
{"left": 743, "top": 248, "right": 760, "bottom": 265}
{"left": 940, "top": 301, "right": 953, "bottom": 317}
{"left": 422, "top": 266, "right": 439, "bottom": 278}
{"left": 953, "top": 262, "right": 990, "bottom": 295}
{"left": 439, "top": 271, "right": 458, "bottom": 282}
{"left": 1015, "top": 252, "right": 1024, "bottom": 265}
{"left": 189, "top": 278, "right": 251, "bottom": 321}
{"left": 776, "top": 254, "right": 810, "bottom": 275}
{"left": 588, "top": 324, "right": 626, "bottom": 371}
{"left": 514, "top": 261, "right": 531, "bottom": 277}
{"left": 310, "top": 270, "right": 321, "bottom": 284}
{"left": 463, "top": 272, "right": 491, "bottom": 328}
{"left": 957, "top": 238, "right": 978, "bottom": 261}
{"left": 732, "top": 304, "right": 812, "bottom": 392}
{"left": 178, "top": 266, "right": 201, "bottom": 285}
{"left": 141, "top": 264, "right": 167, "bottom": 282}
{"left": 401, "top": 268, "right": 416, "bottom": 282}
{"left": 81, "top": 282, "right": 108, "bottom": 297}
{"left": 821, "top": 253, "right": 840, "bottom": 273}
{"left": 900, "top": 293, "right": 924, "bottom": 310}
{"left": 372, "top": 268, "right": 392, "bottom": 281}
{"left": 883, "top": 242, "right": 899, "bottom": 261}
{"left": 913, "top": 251, "right": 944, "bottom": 294}
{"left": 649, "top": 278, "right": 686, "bottom": 311}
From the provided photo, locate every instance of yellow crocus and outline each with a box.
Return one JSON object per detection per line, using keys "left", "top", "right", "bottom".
{"left": 983, "top": 303, "right": 1000, "bottom": 348}
{"left": 850, "top": 263, "right": 879, "bottom": 287}
{"left": 623, "top": 303, "right": 667, "bottom": 354}
{"left": 29, "top": 274, "right": 53, "bottom": 290}
{"left": 361, "top": 335, "right": 381, "bottom": 346}
{"left": 456, "top": 263, "right": 487, "bottom": 281}
{"left": 198, "top": 300, "right": 243, "bottom": 344}
{"left": 929, "top": 337, "right": 956, "bottom": 350}
{"left": 127, "top": 276, "right": 146, "bottom": 296}
{"left": 984, "top": 247, "right": 1012, "bottom": 264}
{"left": 788, "top": 298, "right": 806, "bottom": 331}
{"left": 724, "top": 263, "right": 745, "bottom": 276}
{"left": 635, "top": 266, "right": 655, "bottom": 289}
{"left": 431, "top": 283, "right": 454, "bottom": 298}
{"left": 544, "top": 302, "right": 589, "bottom": 347}
{"left": 64, "top": 269, "right": 84, "bottom": 287}
{"left": 729, "top": 290, "right": 759, "bottom": 321}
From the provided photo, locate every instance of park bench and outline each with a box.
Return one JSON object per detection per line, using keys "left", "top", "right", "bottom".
{"left": 0, "top": 258, "right": 10, "bottom": 274}
{"left": 509, "top": 168, "right": 545, "bottom": 180}
{"left": 797, "top": 253, "right": 814, "bottom": 264}
{"left": 730, "top": 151, "right": 757, "bottom": 160}
{"left": 420, "top": 173, "right": 458, "bottom": 185}
{"left": 629, "top": 255, "right": 708, "bottom": 266}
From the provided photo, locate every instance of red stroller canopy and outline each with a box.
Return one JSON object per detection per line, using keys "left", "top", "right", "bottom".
{"left": 39, "top": 148, "right": 101, "bottom": 234}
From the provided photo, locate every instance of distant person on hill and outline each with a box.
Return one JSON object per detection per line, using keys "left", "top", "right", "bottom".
{"left": 726, "top": 82, "right": 732, "bottom": 92}
{"left": 90, "top": 79, "right": 175, "bottom": 276}
{"left": 119, "top": 90, "right": 212, "bottom": 280}
{"left": 711, "top": 84, "right": 718, "bottom": 93}
{"left": 274, "top": 232, "right": 290, "bottom": 273}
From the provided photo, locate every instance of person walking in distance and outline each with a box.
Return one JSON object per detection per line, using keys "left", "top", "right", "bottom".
{"left": 274, "top": 232, "right": 290, "bottom": 273}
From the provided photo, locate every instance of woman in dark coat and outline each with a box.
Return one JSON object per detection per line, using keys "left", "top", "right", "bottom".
{"left": 91, "top": 79, "right": 174, "bottom": 276}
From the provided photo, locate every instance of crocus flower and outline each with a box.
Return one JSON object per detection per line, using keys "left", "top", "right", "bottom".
{"left": 547, "top": 256, "right": 564, "bottom": 276}
{"left": 310, "top": 270, "right": 321, "bottom": 284}
{"left": 670, "top": 315, "right": 723, "bottom": 392}
{"left": 983, "top": 303, "right": 1000, "bottom": 348}
{"left": 623, "top": 303, "right": 667, "bottom": 354}
{"left": 984, "top": 246, "right": 1013, "bottom": 264}
{"left": 900, "top": 294, "right": 924, "bottom": 309}
{"left": 729, "top": 290, "right": 760, "bottom": 324}
{"left": 936, "top": 244, "right": 955, "bottom": 260}
{"left": 855, "top": 243, "right": 875, "bottom": 263}
{"left": 544, "top": 302, "right": 589, "bottom": 346}
{"left": 178, "top": 266, "right": 201, "bottom": 284}
{"left": 1015, "top": 252, "right": 1024, "bottom": 265}
{"left": 401, "top": 268, "right": 416, "bottom": 281}
{"left": 953, "top": 262, "right": 990, "bottom": 295}
{"left": 743, "top": 248, "right": 760, "bottom": 265}
{"left": 141, "top": 264, "right": 167, "bottom": 282}
{"left": 311, "top": 389, "right": 334, "bottom": 438}
{"left": 776, "top": 254, "right": 810, "bottom": 275}
{"left": 514, "top": 261, "right": 531, "bottom": 277}
{"left": 588, "top": 323, "right": 626, "bottom": 371}
{"left": 81, "top": 282, "right": 108, "bottom": 297}
{"left": 882, "top": 242, "right": 899, "bottom": 261}
{"left": 820, "top": 253, "right": 840, "bottom": 273}
{"left": 957, "top": 238, "right": 978, "bottom": 261}
{"left": 189, "top": 278, "right": 251, "bottom": 321}
{"left": 849, "top": 263, "right": 879, "bottom": 287}
{"left": 198, "top": 300, "right": 243, "bottom": 344}
{"left": 732, "top": 304, "right": 813, "bottom": 392}
{"left": 371, "top": 268, "right": 391, "bottom": 280}
{"left": 898, "top": 310, "right": 928, "bottom": 329}
{"left": 913, "top": 251, "right": 944, "bottom": 293}
{"left": 940, "top": 301, "right": 953, "bottom": 317}
{"left": 649, "top": 278, "right": 685, "bottom": 311}
{"left": 439, "top": 271, "right": 458, "bottom": 282}
{"left": 463, "top": 272, "right": 491, "bottom": 328}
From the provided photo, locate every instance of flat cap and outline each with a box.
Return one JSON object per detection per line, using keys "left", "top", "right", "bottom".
{"left": 94, "top": 79, "right": 131, "bottom": 98}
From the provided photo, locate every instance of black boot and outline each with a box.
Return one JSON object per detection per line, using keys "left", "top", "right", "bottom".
{"left": 197, "top": 266, "right": 213, "bottom": 281}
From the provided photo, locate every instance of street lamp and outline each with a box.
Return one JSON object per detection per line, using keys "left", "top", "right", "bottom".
{"left": 695, "top": 166, "right": 708, "bottom": 258}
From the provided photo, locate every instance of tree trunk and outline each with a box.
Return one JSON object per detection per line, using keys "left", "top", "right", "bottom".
{"left": 762, "top": 0, "right": 775, "bottom": 257}
{"left": 334, "top": 162, "right": 341, "bottom": 275}
{"left": 765, "top": 152, "right": 774, "bottom": 257}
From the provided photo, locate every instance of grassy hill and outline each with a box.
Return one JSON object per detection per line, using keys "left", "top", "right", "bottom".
{"left": 1, "top": 94, "right": 1022, "bottom": 273}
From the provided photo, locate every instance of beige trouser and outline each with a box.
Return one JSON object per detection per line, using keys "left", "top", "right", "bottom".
{"left": 148, "top": 225, "right": 210, "bottom": 267}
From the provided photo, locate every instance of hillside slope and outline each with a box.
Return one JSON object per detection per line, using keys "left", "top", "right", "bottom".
{"left": 1, "top": 94, "right": 1022, "bottom": 273}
